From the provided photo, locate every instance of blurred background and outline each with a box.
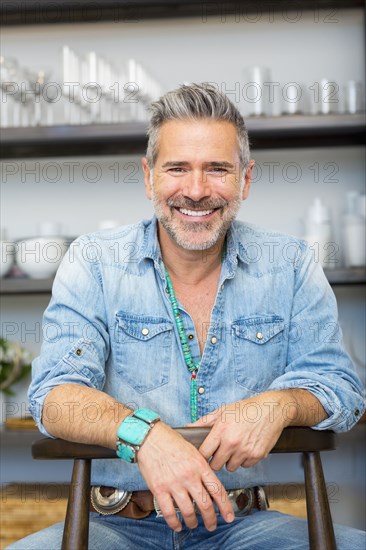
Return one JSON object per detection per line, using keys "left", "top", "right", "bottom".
{"left": 0, "top": 2, "right": 365, "bottom": 545}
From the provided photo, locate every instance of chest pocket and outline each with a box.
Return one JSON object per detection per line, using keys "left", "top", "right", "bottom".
{"left": 114, "top": 311, "right": 174, "bottom": 393}
{"left": 232, "top": 315, "right": 285, "bottom": 393}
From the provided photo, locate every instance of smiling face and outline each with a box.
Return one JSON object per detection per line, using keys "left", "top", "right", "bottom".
{"left": 143, "top": 118, "right": 253, "bottom": 251}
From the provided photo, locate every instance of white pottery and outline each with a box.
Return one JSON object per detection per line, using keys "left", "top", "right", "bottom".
{"left": 0, "top": 241, "right": 16, "bottom": 278}
{"left": 15, "top": 237, "right": 69, "bottom": 279}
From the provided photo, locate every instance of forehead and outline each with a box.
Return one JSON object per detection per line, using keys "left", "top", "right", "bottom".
{"left": 155, "top": 118, "right": 240, "bottom": 163}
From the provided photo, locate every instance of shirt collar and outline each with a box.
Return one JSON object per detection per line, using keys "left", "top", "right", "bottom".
{"left": 221, "top": 222, "right": 246, "bottom": 279}
{"left": 138, "top": 216, "right": 247, "bottom": 277}
{"left": 140, "top": 215, "right": 161, "bottom": 263}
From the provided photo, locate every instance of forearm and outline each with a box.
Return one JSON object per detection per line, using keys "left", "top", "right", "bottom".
{"left": 42, "top": 383, "right": 132, "bottom": 449}
{"left": 43, "top": 384, "right": 234, "bottom": 532}
{"left": 274, "top": 388, "right": 328, "bottom": 427}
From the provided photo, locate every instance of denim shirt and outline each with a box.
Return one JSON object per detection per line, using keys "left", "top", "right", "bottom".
{"left": 29, "top": 216, "right": 365, "bottom": 491}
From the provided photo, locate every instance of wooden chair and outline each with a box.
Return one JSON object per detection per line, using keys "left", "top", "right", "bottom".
{"left": 32, "top": 427, "right": 337, "bottom": 550}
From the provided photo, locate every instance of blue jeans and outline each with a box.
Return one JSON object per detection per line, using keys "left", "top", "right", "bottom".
{"left": 7, "top": 510, "right": 366, "bottom": 550}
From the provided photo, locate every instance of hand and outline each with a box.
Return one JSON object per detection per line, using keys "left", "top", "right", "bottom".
{"left": 188, "top": 391, "right": 289, "bottom": 471}
{"left": 137, "top": 421, "right": 234, "bottom": 532}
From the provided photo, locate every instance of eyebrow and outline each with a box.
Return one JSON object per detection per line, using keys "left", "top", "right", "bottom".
{"left": 161, "top": 161, "right": 236, "bottom": 169}
{"left": 161, "top": 161, "right": 190, "bottom": 168}
{"left": 208, "top": 161, "right": 235, "bottom": 169}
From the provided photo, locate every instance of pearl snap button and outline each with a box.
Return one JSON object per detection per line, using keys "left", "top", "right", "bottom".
{"left": 188, "top": 334, "right": 194, "bottom": 340}
{"left": 211, "top": 336, "right": 217, "bottom": 344}
{"left": 256, "top": 332, "right": 263, "bottom": 340}
{"left": 141, "top": 328, "right": 149, "bottom": 336}
{"left": 198, "top": 387, "right": 205, "bottom": 394}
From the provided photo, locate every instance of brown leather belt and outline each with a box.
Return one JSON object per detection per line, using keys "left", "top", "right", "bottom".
{"left": 90, "top": 485, "right": 268, "bottom": 520}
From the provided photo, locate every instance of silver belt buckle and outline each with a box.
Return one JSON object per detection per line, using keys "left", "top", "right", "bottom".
{"left": 153, "top": 486, "right": 268, "bottom": 518}
{"left": 153, "top": 495, "right": 165, "bottom": 518}
{"left": 153, "top": 495, "right": 189, "bottom": 518}
{"left": 228, "top": 488, "right": 254, "bottom": 516}
{"left": 228, "top": 486, "right": 268, "bottom": 516}
{"left": 91, "top": 486, "right": 132, "bottom": 515}
{"left": 256, "top": 486, "right": 269, "bottom": 511}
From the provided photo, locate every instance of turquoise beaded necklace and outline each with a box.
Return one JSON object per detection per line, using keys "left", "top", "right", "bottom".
{"left": 164, "top": 242, "right": 226, "bottom": 422}
{"left": 164, "top": 268, "right": 199, "bottom": 422}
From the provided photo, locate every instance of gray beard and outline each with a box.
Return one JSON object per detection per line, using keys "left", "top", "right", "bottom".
{"left": 152, "top": 197, "right": 241, "bottom": 251}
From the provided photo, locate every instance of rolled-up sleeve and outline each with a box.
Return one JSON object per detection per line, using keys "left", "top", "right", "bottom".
{"left": 28, "top": 236, "right": 109, "bottom": 436}
{"left": 268, "top": 245, "right": 366, "bottom": 432}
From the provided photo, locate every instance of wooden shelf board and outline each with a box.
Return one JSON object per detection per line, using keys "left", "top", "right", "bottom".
{"left": 4, "top": 417, "right": 37, "bottom": 431}
{"left": 2, "top": 1, "right": 363, "bottom": 26}
{"left": 324, "top": 267, "right": 366, "bottom": 286}
{"left": 0, "top": 278, "right": 54, "bottom": 295}
{"left": 1, "top": 115, "right": 365, "bottom": 159}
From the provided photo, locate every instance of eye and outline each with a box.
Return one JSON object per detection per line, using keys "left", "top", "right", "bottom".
{"left": 168, "top": 167, "right": 187, "bottom": 175}
{"left": 207, "top": 167, "right": 228, "bottom": 175}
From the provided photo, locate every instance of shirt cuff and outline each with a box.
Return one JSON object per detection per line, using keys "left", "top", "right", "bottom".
{"left": 268, "top": 379, "right": 366, "bottom": 432}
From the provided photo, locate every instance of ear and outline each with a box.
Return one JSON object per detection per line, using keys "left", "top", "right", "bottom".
{"left": 142, "top": 158, "right": 153, "bottom": 200}
{"left": 242, "top": 159, "right": 255, "bottom": 200}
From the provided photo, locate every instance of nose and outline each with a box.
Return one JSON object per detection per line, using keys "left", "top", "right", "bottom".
{"left": 182, "top": 168, "right": 211, "bottom": 202}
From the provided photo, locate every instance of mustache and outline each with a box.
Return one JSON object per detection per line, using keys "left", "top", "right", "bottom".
{"left": 167, "top": 197, "right": 227, "bottom": 210}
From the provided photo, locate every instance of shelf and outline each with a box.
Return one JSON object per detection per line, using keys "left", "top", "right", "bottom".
{"left": 0, "top": 426, "right": 43, "bottom": 447}
{"left": 324, "top": 267, "right": 366, "bottom": 286}
{"left": 2, "top": 1, "right": 363, "bottom": 26}
{"left": 1, "top": 268, "right": 365, "bottom": 295}
{"left": 1, "top": 115, "right": 365, "bottom": 159}
{"left": 0, "top": 122, "right": 147, "bottom": 159}
{"left": 0, "top": 278, "right": 54, "bottom": 295}
{"left": 247, "top": 113, "right": 365, "bottom": 149}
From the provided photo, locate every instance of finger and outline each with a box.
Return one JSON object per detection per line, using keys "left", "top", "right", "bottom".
{"left": 186, "top": 412, "right": 217, "bottom": 428}
{"left": 199, "top": 431, "right": 221, "bottom": 461}
{"left": 172, "top": 493, "right": 198, "bottom": 530}
{"left": 156, "top": 494, "right": 182, "bottom": 532}
{"left": 209, "top": 448, "right": 232, "bottom": 471}
{"left": 239, "top": 447, "right": 270, "bottom": 469}
{"left": 201, "top": 470, "right": 234, "bottom": 525}
{"left": 225, "top": 452, "right": 245, "bottom": 472}
{"left": 189, "top": 486, "right": 217, "bottom": 532}
{"left": 240, "top": 457, "right": 259, "bottom": 468}
{"left": 186, "top": 414, "right": 215, "bottom": 428}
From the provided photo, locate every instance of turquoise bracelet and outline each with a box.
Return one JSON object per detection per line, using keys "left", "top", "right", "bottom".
{"left": 116, "top": 408, "right": 160, "bottom": 463}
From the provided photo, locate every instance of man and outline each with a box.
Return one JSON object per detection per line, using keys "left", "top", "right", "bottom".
{"left": 11, "top": 84, "right": 365, "bottom": 549}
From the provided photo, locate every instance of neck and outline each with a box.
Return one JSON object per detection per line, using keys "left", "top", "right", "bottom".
{"left": 158, "top": 223, "right": 225, "bottom": 285}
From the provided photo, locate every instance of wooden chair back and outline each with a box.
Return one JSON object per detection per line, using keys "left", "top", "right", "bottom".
{"left": 32, "top": 427, "right": 337, "bottom": 550}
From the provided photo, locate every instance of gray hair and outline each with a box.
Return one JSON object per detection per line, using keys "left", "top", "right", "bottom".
{"left": 146, "top": 83, "right": 250, "bottom": 169}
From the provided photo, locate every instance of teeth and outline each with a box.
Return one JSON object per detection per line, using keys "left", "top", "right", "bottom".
{"left": 179, "top": 208, "right": 214, "bottom": 217}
